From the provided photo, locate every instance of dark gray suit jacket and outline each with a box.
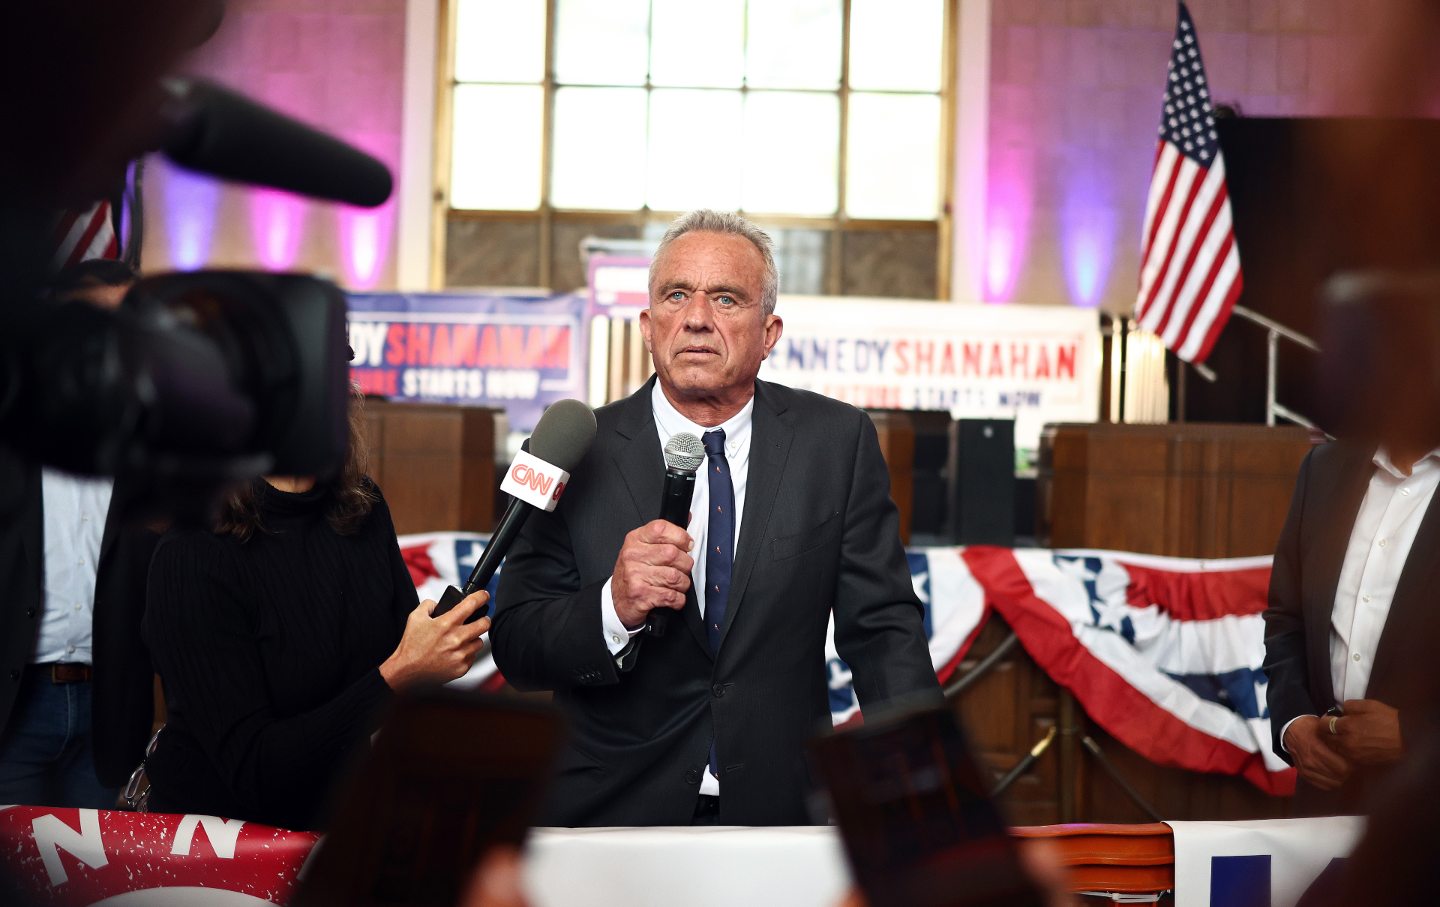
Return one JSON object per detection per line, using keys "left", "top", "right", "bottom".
{"left": 0, "top": 446, "right": 158, "bottom": 788}
{"left": 1263, "top": 440, "right": 1440, "bottom": 815}
{"left": 492, "top": 378, "right": 941, "bottom": 826}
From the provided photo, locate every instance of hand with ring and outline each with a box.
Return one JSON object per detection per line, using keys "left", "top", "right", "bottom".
{"left": 1282, "top": 714, "right": 1352, "bottom": 791}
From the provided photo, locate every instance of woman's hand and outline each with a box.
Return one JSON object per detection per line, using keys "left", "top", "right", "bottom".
{"left": 379, "top": 590, "right": 490, "bottom": 689}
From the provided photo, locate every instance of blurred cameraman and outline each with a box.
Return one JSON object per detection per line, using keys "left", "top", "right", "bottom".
{"left": 0, "top": 259, "right": 159, "bottom": 809}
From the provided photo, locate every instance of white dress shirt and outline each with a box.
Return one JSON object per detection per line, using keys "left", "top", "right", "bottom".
{"left": 1280, "top": 447, "right": 1440, "bottom": 749}
{"left": 600, "top": 382, "right": 755, "bottom": 796}
{"left": 35, "top": 468, "right": 113, "bottom": 665}
{"left": 1329, "top": 448, "right": 1440, "bottom": 701}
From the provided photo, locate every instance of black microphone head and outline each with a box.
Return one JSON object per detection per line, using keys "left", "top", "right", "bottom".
{"left": 663, "top": 432, "right": 703, "bottom": 474}
{"left": 529, "top": 399, "right": 596, "bottom": 472}
{"left": 160, "top": 78, "right": 393, "bottom": 207}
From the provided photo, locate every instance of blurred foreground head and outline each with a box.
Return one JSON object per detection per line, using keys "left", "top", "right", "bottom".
{"left": 1317, "top": 273, "right": 1440, "bottom": 457}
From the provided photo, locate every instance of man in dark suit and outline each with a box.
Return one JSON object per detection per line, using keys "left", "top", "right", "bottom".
{"left": 0, "top": 260, "right": 158, "bottom": 807}
{"left": 1263, "top": 280, "right": 1440, "bottom": 816}
{"left": 493, "top": 210, "right": 941, "bottom": 826}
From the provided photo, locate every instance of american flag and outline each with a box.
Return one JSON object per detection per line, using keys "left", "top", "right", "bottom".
{"left": 1134, "top": 3, "right": 1242, "bottom": 365}
{"left": 52, "top": 198, "right": 120, "bottom": 270}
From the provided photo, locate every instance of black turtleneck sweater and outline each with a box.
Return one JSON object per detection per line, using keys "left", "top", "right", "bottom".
{"left": 141, "top": 479, "right": 417, "bottom": 830}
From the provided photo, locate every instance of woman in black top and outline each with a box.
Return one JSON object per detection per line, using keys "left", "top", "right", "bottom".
{"left": 141, "top": 400, "right": 488, "bottom": 830}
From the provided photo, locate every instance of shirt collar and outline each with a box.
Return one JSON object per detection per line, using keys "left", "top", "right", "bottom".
{"left": 650, "top": 380, "right": 754, "bottom": 459}
{"left": 1373, "top": 446, "right": 1440, "bottom": 479}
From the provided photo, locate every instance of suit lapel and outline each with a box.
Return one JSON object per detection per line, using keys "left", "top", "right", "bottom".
{"left": 96, "top": 477, "right": 127, "bottom": 575}
{"left": 611, "top": 378, "right": 711, "bottom": 655}
{"left": 1368, "top": 468, "right": 1440, "bottom": 699}
{"left": 611, "top": 379, "right": 663, "bottom": 524}
{"left": 718, "top": 381, "right": 793, "bottom": 651}
{"left": 19, "top": 461, "right": 42, "bottom": 605}
{"left": 1307, "top": 445, "right": 1374, "bottom": 687}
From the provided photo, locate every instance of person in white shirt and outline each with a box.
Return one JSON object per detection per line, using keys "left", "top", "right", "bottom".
{"left": 1264, "top": 282, "right": 1440, "bottom": 815}
{"left": 0, "top": 259, "right": 159, "bottom": 808}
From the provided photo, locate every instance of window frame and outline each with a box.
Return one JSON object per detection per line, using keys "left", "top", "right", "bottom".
{"left": 432, "top": 0, "right": 958, "bottom": 297}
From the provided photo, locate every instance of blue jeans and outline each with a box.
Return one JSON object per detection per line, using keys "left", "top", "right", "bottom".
{"left": 0, "top": 667, "right": 118, "bottom": 809}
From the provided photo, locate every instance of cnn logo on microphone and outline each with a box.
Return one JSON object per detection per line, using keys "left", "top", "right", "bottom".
{"left": 501, "top": 449, "right": 572, "bottom": 512}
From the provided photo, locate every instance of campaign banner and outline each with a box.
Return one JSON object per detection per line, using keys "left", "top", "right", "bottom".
{"left": 346, "top": 291, "right": 587, "bottom": 434}
{"left": 759, "top": 298, "right": 1103, "bottom": 450}
{"left": 1167, "top": 817, "right": 1364, "bottom": 907}
{"left": 586, "top": 254, "right": 651, "bottom": 316}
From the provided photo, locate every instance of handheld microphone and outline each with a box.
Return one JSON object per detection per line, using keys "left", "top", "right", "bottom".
{"left": 432, "top": 399, "right": 597, "bottom": 622}
{"left": 645, "top": 432, "right": 704, "bottom": 638}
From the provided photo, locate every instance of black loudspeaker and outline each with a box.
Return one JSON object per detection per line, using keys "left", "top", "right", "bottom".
{"left": 946, "top": 419, "right": 1015, "bottom": 546}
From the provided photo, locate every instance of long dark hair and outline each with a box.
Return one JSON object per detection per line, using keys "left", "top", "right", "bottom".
{"left": 214, "top": 389, "right": 378, "bottom": 542}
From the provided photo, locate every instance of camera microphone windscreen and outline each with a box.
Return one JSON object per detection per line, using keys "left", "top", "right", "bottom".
{"left": 159, "top": 77, "right": 393, "bottom": 208}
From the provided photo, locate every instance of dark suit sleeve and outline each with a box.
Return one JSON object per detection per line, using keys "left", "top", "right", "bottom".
{"left": 1263, "top": 447, "right": 1319, "bottom": 764}
{"left": 492, "top": 502, "right": 621, "bottom": 693}
{"left": 831, "top": 413, "right": 942, "bottom": 709}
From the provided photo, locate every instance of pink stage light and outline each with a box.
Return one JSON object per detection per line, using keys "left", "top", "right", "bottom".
{"left": 339, "top": 205, "right": 393, "bottom": 289}
{"left": 250, "top": 190, "right": 306, "bottom": 270}
{"left": 985, "top": 224, "right": 1017, "bottom": 302}
{"left": 983, "top": 159, "right": 1033, "bottom": 303}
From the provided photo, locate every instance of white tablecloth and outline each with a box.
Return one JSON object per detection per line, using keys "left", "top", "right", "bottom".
{"left": 525, "top": 826, "right": 853, "bottom": 907}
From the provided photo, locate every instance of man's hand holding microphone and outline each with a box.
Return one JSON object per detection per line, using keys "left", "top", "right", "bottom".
{"left": 613, "top": 521, "right": 693, "bottom": 630}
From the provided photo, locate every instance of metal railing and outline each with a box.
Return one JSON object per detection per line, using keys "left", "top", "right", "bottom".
{"left": 1229, "top": 304, "right": 1321, "bottom": 429}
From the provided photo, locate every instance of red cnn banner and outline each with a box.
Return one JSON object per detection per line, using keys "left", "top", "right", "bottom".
{"left": 0, "top": 806, "right": 318, "bottom": 906}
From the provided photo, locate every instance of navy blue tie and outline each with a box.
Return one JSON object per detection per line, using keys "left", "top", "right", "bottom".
{"left": 703, "top": 429, "right": 734, "bottom": 654}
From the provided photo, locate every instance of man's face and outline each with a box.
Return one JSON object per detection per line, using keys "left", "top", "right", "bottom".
{"left": 640, "top": 231, "right": 782, "bottom": 414}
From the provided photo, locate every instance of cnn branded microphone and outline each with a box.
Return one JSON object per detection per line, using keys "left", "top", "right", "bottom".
{"left": 645, "top": 432, "right": 705, "bottom": 638}
{"left": 432, "top": 399, "right": 597, "bottom": 623}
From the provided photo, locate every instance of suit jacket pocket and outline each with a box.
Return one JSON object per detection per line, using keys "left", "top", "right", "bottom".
{"left": 553, "top": 740, "right": 606, "bottom": 776}
{"left": 771, "top": 510, "right": 842, "bottom": 561}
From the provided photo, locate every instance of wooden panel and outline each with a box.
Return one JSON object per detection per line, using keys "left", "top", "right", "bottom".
{"left": 951, "top": 619, "right": 1064, "bottom": 827}
{"left": 950, "top": 615, "right": 1293, "bottom": 826}
{"left": 1010, "top": 422, "right": 1315, "bottom": 823}
{"left": 867, "top": 411, "right": 915, "bottom": 545}
{"left": 1038, "top": 423, "right": 1313, "bottom": 557}
{"left": 360, "top": 399, "right": 501, "bottom": 535}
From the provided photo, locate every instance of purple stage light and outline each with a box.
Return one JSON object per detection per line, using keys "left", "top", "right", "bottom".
{"left": 161, "top": 163, "right": 221, "bottom": 270}
{"left": 1061, "top": 189, "right": 1117, "bottom": 309}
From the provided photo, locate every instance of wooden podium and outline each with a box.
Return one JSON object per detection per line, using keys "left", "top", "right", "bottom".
{"left": 360, "top": 399, "right": 504, "bottom": 535}
{"left": 1037, "top": 422, "right": 1314, "bottom": 557}
{"left": 979, "top": 421, "right": 1316, "bottom": 825}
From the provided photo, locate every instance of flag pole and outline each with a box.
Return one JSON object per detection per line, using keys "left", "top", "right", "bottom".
{"left": 1176, "top": 352, "right": 1186, "bottom": 423}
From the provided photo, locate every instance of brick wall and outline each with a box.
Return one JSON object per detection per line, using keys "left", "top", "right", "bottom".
{"left": 983, "top": 0, "right": 1383, "bottom": 311}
